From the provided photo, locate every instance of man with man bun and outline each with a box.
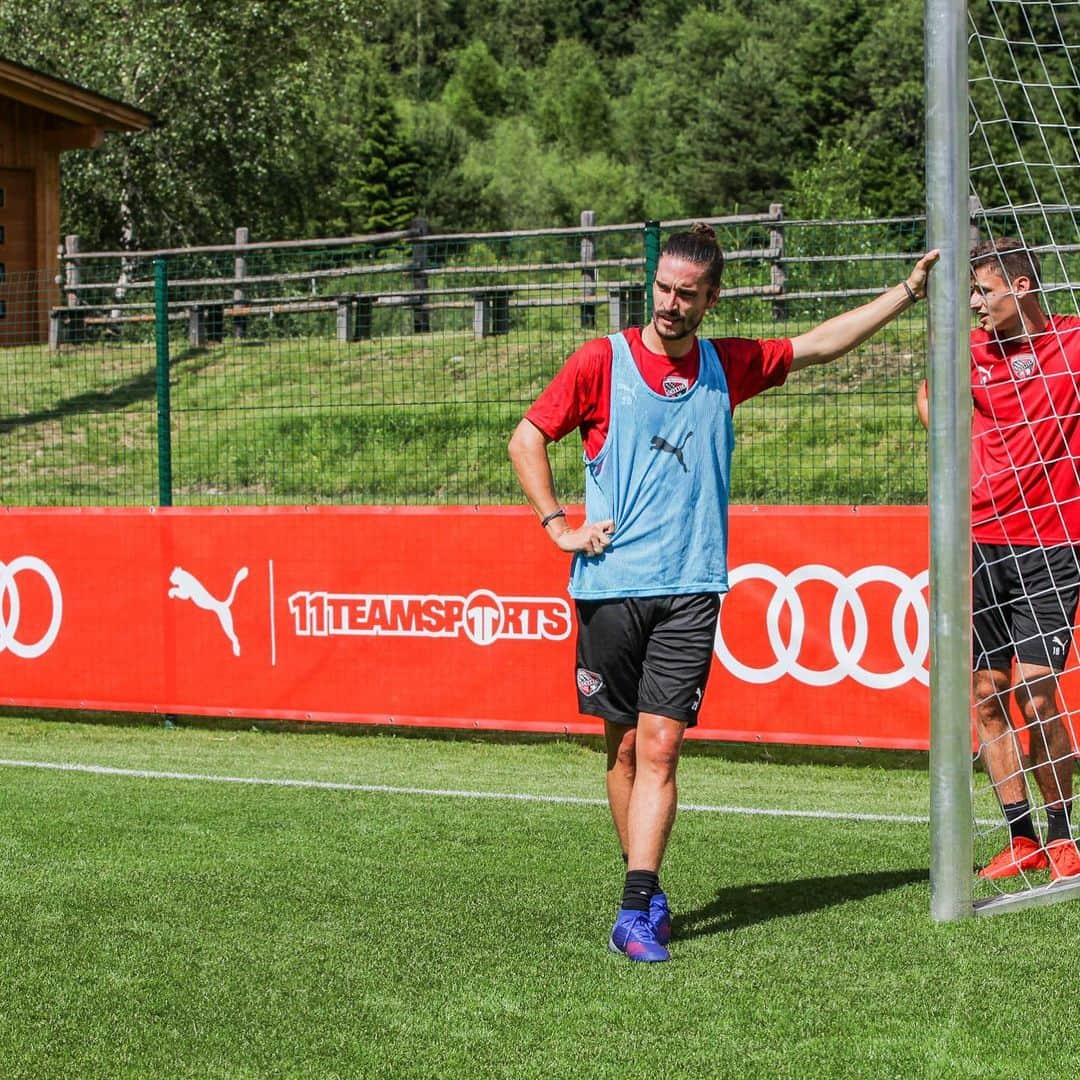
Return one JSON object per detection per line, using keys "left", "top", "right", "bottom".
{"left": 510, "top": 223, "right": 938, "bottom": 961}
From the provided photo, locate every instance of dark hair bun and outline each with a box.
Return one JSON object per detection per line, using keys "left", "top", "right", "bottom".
{"left": 660, "top": 223, "right": 725, "bottom": 286}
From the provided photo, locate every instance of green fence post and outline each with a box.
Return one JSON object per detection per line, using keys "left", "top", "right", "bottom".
{"left": 643, "top": 220, "right": 661, "bottom": 321}
{"left": 154, "top": 258, "right": 173, "bottom": 507}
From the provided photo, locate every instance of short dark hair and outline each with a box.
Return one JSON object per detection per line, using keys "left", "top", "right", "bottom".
{"left": 661, "top": 222, "right": 724, "bottom": 288}
{"left": 970, "top": 237, "right": 1041, "bottom": 288}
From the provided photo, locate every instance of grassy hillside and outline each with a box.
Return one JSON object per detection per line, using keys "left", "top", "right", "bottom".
{"left": 0, "top": 317, "right": 928, "bottom": 507}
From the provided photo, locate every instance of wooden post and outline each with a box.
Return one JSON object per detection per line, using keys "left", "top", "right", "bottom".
{"left": 769, "top": 203, "right": 786, "bottom": 321}
{"left": 189, "top": 305, "right": 206, "bottom": 348}
{"left": 336, "top": 298, "right": 354, "bottom": 342}
{"left": 609, "top": 285, "right": 645, "bottom": 330}
{"left": 62, "top": 234, "right": 84, "bottom": 345}
{"left": 472, "top": 289, "right": 511, "bottom": 338}
{"left": 580, "top": 209, "right": 596, "bottom": 329}
{"left": 410, "top": 217, "right": 430, "bottom": 333}
{"left": 233, "top": 226, "right": 249, "bottom": 340}
{"left": 472, "top": 295, "right": 487, "bottom": 337}
{"left": 609, "top": 290, "right": 622, "bottom": 330}
{"left": 337, "top": 295, "right": 373, "bottom": 342}
{"left": 110, "top": 254, "right": 131, "bottom": 333}
{"left": 64, "top": 234, "right": 80, "bottom": 308}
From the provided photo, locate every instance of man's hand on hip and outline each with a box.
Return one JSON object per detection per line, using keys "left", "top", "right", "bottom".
{"left": 554, "top": 519, "right": 615, "bottom": 556}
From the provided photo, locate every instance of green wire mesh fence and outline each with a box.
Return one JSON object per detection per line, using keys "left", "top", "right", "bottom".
{"left": 0, "top": 212, "right": 941, "bottom": 508}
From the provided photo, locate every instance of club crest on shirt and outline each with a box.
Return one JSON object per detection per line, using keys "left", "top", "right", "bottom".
{"left": 662, "top": 374, "right": 690, "bottom": 397}
{"left": 576, "top": 668, "right": 604, "bottom": 697}
{"left": 1010, "top": 353, "right": 1037, "bottom": 379}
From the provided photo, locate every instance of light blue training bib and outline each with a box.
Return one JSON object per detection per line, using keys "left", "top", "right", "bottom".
{"left": 568, "top": 332, "right": 734, "bottom": 599}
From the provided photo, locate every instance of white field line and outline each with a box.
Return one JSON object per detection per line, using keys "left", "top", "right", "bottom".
{"left": 0, "top": 757, "right": 997, "bottom": 826}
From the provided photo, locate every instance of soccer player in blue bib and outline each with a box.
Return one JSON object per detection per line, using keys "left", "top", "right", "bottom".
{"left": 510, "top": 224, "right": 938, "bottom": 961}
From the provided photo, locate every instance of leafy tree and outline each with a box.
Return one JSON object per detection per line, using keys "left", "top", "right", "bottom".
{"left": 441, "top": 40, "right": 521, "bottom": 138}
{"left": 0, "top": 0, "right": 382, "bottom": 247}
{"left": 406, "top": 101, "right": 488, "bottom": 230}
{"left": 0, "top": 0, "right": 935, "bottom": 238}
{"left": 532, "top": 40, "right": 612, "bottom": 157}
{"left": 838, "top": 0, "right": 926, "bottom": 215}
{"left": 611, "top": 6, "right": 799, "bottom": 214}
{"left": 785, "top": 140, "right": 874, "bottom": 220}
{"left": 786, "top": 0, "right": 875, "bottom": 135}
{"left": 460, "top": 117, "right": 673, "bottom": 228}
{"left": 309, "top": 48, "right": 419, "bottom": 234}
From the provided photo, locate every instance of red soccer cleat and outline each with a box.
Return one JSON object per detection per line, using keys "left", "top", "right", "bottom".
{"left": 978, "top": 835, "right": 1049, "bottom": 879}
{"left": 1046, "top": 839, "right": 1080, "bottom": 882}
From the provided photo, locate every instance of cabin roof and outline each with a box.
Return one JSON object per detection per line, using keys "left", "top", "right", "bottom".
{"left": 0, "top": 56, "right": 155, "bottom": 131}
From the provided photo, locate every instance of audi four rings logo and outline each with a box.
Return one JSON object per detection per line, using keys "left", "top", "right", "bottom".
{"left": 0, "top": 556, "right": 63, "bottom": 659}
{"left": 714, "top": 563, "right": 929, "bottom": 690}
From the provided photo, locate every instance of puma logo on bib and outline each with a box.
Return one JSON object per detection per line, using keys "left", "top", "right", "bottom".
{"left": 649, "top": 432, "right": 693, "bottom": 472}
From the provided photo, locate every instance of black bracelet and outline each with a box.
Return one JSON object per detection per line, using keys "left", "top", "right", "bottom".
{"left": 902, "top": 280, "right": 918, "bottom": 303}
{"left": 540, "top": 508, "right": 566, "bottom": 529}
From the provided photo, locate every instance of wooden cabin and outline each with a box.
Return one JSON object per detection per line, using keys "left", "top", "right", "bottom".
{"left": 0, "top": 58, "right": 154, "bottom": 344}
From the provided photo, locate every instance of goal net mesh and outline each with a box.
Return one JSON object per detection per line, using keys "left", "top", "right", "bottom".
{"left": 968, "top": 0, "right": 1080, "bottom": 900}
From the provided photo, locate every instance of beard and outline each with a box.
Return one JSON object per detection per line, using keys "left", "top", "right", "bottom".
{"left": 652, "top": 309, "right": 701, "bottom": 341}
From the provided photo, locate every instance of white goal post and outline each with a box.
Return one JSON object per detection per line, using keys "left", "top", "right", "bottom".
{"left": 926, "top": 0, "right": 975, "bottom": 922}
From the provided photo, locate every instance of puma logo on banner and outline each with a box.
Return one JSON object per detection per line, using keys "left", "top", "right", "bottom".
{"left": 650, "top": 432, "right": 693, "bottom": 472}
{"left": 169, "top": 566, "right": 249, "bottom": 656}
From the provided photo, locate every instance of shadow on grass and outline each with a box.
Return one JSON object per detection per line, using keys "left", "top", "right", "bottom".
{"left": 677, "top": 867, "right": 928, "bottom": 939}
{"left": 0, "top": 347, "right": 216, "bottom": 433}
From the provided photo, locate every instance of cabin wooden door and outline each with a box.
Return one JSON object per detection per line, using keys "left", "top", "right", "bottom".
{"left": 0, "top": 168, "right": 37, "bottom": 346}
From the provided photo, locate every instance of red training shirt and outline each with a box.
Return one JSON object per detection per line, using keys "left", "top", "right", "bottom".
{"left": 526, "top": 326, "right": 793, "bottom": 458}
{"left": 971, "top": 313, "right": 1080, "bottom": 545}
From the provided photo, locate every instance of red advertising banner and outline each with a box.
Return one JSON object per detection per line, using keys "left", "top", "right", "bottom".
{"left": 0, "top": 505, "right": 940, "bottom": 748}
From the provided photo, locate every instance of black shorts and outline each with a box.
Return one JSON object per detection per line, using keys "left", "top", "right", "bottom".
{"left": 972, "top": 542, "right": 1080, "bottom": 672}
{"left": 573, "top": 592, "right": 722, "bottom": 727}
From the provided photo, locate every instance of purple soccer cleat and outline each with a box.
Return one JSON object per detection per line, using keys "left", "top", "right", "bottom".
{"left": 608, "top": 907, "right": 670, "bottom": 962}
{"left": 649, "top": 890, "right": 672, "bottom": 946}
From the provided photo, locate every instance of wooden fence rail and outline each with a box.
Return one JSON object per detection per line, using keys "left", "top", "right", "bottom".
{"left": 49, "top": 198, "right": 1059, "bottom": 350}
{"left": 49, "top": 205, "right": 956, "bottom": 347}
{"left": 51, "top": 208, "right": 791, "bottom": 348}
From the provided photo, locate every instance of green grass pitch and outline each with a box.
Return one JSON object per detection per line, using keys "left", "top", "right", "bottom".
{"left": 1, "top": 715, "right": 1075, "bottom": 1078}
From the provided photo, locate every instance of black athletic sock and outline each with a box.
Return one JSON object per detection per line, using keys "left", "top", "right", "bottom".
{"left": 1003, "top": 799, "right": 1039, "bottom": 843}
{"left": 621, "top": 870, "right": 659, "bottom": 913}
{"left": 618, "top": 851, "right": 658, "bottom": 893}
{"left": 1046, "top": 804, "right": 1072, "bottom": 844}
